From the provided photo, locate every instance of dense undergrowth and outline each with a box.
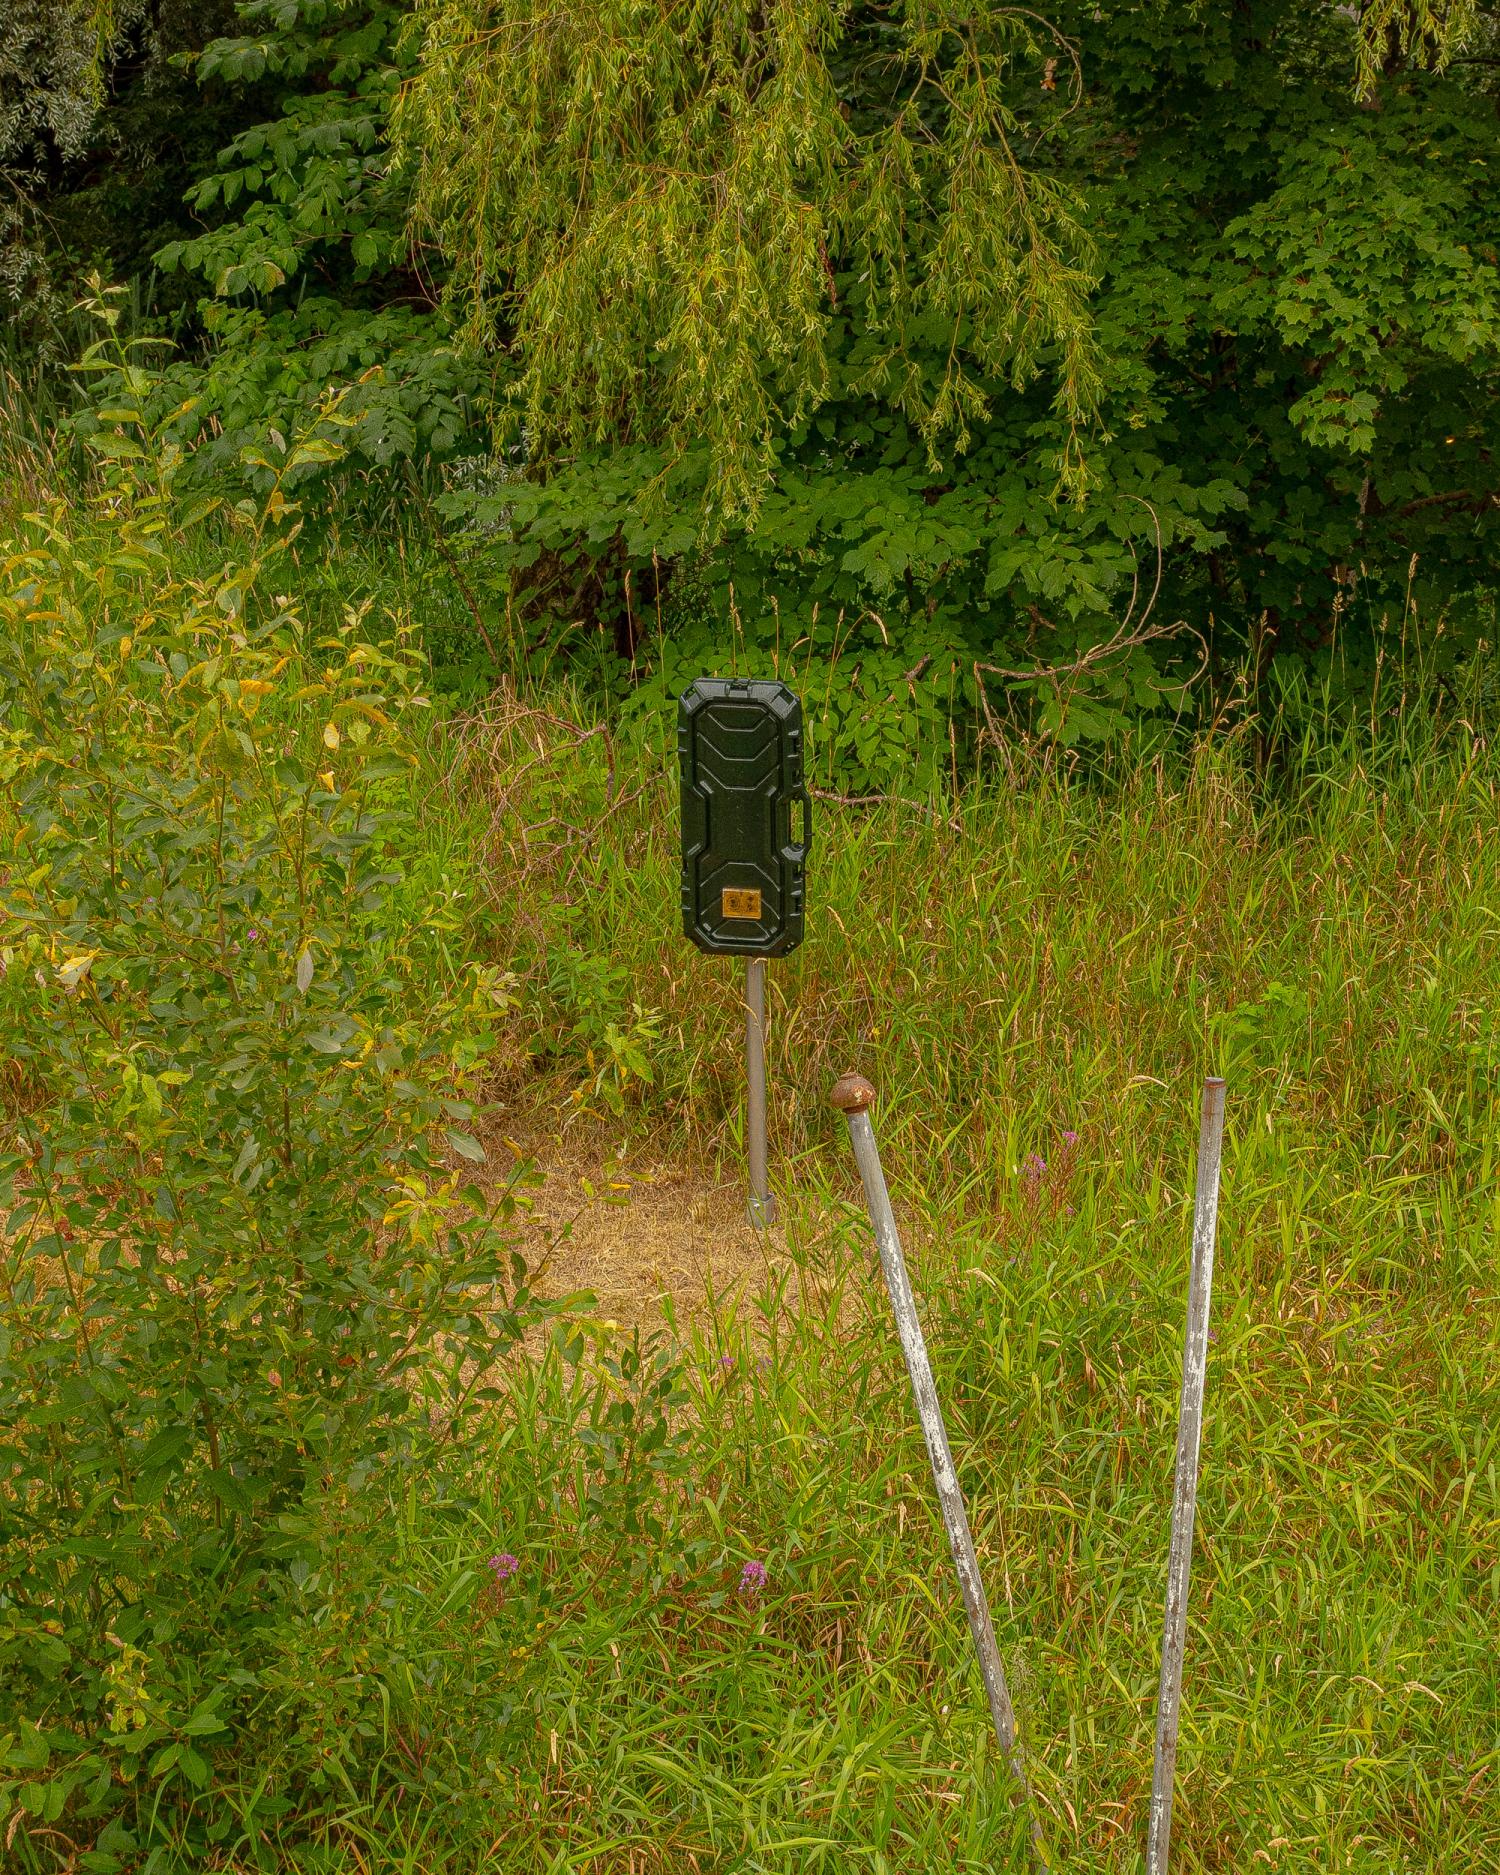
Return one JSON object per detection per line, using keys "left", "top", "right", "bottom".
{"left": 0, "top": 363, "right": 1496, "bottom": 1872}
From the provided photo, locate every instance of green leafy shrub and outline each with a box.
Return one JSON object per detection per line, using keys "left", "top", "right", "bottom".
{"left": 132, "top": 0, "right": 484, "bottom": 497}
{"left": 0, "top": 318, "right": 539, "bottom": 1863}
{"left": 543, "top": 935, "right": 663, "bottom": 1116}
{"left": 440, "top": 438, "right": 1225, "bottom": 780}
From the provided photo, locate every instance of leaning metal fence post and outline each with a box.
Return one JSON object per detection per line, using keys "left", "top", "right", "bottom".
{"left": 831, "top": 1072, "right": 1047, "bottom": 1870}
{"left": 1147, "top": 1075, "right": 1228, "bottom": 1875}
{"left": 745, "top": 957, "right": 776, "bottom": 1227}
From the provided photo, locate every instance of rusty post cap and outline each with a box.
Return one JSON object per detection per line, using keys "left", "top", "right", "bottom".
{"left": 830, "top": 1071, "right": 876, "bottom": 1115}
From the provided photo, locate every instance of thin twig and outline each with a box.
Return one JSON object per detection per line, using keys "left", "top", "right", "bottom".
{"left": 808, "top": 786, "right": 960, "bottom": 831}
{"left": 972, "top": 499, "right": 1199, "bottom": 706}
{"left": 405, "top": 461, "right": 503, "bottom": 670}
{"left": 1395, "top": 488, "right": 1498, "bottom": 518}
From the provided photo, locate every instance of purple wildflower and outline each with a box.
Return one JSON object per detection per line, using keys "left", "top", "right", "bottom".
{"left": 719, "top": 1354, "right": 734, "bottom": 1371}
{"left": 487, "top": 1552, "right": 519, "bottom": 1582}
{"left": 1062, "top": 1130, "right": 1079, "bottom": 1147}
{"left": 739, "top": 1559, "right": 767, "bottom": 1595}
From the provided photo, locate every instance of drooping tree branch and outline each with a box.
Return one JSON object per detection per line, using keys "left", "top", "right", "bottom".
{"left": 392, "top": 0, "right": 1101, "bottom": 521}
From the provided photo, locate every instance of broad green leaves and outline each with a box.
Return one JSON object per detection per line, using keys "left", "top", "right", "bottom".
{"left": 142, "top": 0, "right": 478, "bottom": 487}
{"left": 1227, "top": 101, "right": 1500, "bottom": 455}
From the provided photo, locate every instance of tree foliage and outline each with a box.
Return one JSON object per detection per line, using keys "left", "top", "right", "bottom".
{"left": 146, "top": 0, "right": 482, "bottom": 481}
{"left": 0, "top": 0, "right": 238, "bottom": 343}
{"left": 396, "top": 0, "right": 1102, "bottom": 516}
{"left": 9, "top": 0, "right": 1500, "bottom": 716}
{"left": 1352, "top": 0, "right": 1484, "bottom": 96}
{"left": 450, "top": 4, "right": 1500, "bottom": 687}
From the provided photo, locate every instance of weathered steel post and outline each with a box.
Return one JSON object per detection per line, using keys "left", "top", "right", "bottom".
{"left": 745, "top": 957, "right": 774, "bottom": 1226}
{"left": 831, "top": 1070, "right": 1047, "bottom": 1870}
{"left": 1147, "top": 1075, "right": 1228, "bottom": 1875}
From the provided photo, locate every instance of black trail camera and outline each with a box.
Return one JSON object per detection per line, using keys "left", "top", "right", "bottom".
{"left": 678, "top": 678, "right": 811, "bottom": 957}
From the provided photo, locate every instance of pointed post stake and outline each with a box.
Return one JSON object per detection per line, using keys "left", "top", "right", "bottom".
{"left": 831, "top": 1071, "right": 1047, "bottom": 1870}
{"left": 1148, "top": 1075, "right": 1228, "bottom": 1875}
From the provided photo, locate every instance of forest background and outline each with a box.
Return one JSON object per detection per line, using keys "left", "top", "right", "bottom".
{"left": 6, "top": 0, "right": 1499, "bottom": 758}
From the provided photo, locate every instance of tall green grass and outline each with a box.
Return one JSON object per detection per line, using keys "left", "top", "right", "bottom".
{"left": 242, "top": 1170, "right": 1493, "bottom": 1871}
{"left": 435, "top": 685, "right": 1498, "bottom": 1199}
{"left": 272, "top": 691, "right": 1496, "bottom": 1875}
{"left": 1, "top": 396, "right": 1493, "bottom": 1870}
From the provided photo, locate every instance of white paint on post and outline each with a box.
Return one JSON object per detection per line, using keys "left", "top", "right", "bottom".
{"left": 831, "top": 1073, "right": 1047, "bottom": 1872}
{"left": 1147, "top": 1075, "right": 1228, "bottom": 1875}
{"left": 746, "top": 957, "right": 776, "bottom": 1227}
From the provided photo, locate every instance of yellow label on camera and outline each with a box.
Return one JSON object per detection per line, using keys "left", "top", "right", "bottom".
{"left": 722, "top": 887, "right": 762, "bottom": 920}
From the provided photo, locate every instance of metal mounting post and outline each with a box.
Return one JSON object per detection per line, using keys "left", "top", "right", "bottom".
{"left": 746, "top": 958, "right": 775, "bottom": 1227}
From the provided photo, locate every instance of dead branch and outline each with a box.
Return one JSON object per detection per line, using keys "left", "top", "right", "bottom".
{"left": 808, "top": 786, "right": 960, "bottom": 831}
